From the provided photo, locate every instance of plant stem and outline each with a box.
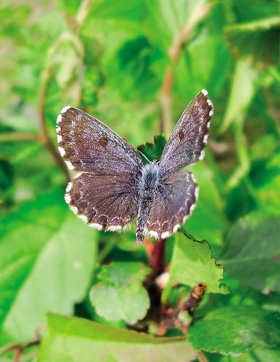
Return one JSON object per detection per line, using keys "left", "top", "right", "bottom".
{"left": 0, "top": 339, "right": 40, "bottom": 359}
{"left": 196, "top": 350, "right": 210, "bottom": 362}
{"left": 76, "top": 0, "right": 96, "bottom": 27}
{"left": 38, "top": 66, "right": 70, "bottom": 183}
{"left": 36, "top": 0, "right": 96, "bottom": 183}
{"left": 0, "top": 133, "right": 39, "bottom": 142}
{"left": 160, "top": 0, "right": 211, "bottom": 135}
{"left": 149, "top": 238, "right": 166, "bottom": 274}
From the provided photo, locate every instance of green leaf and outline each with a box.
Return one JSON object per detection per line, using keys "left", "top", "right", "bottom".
{"left": 219, "top": 213, "right": 280, "bottom": 293}
{"left": 114, "top": 36, "right": 161, "bottom": 100}
{"left": 225, "top": 16, "right": 280, "bottom": 67}
{"left": 0, "top": 190, "right": 97, "bottom": 344}
{"left": 145, "top": 0, "right": 204, "bottom": 54}
{"left": 38, "top": 313, "right": 196, "bottom": 362}
{"left": 220, "top": 59, "right": 259, "bottom": 133}
{"left": 86, "top": 18, "right": 142, "bottom": 65}
{"left": 219, "top": 59, "right": 259, "bottom": 190}
{"left": 163, "top": 232, "right": 227, "bottom": 302}
{"left": 181, "top": 3, "right": 230, "bottom": 96}
{"left": 92, "top": 0, "right": 144, "bottom": 20}
{"left": 206, "top": 346, "right": 280, "bottom": 362}
{"left": 252, "top": 150, "right": 280, "bottom": 215}
{"left": 90, "top": 262, "right": 151, "bottom": 324}
{"left": 185, "top": 162, "right": 229, "bottom": 247}
{"left": 58, "top": 0, "right": 80, "bottom": 17}
{"left": 188, "top": 306, "right": 280, "bottom": 355}
{"left": 227, "top": 0, "right": 280, "bottom": 23}
{"left": 0, "top": 160, "right": 13, "bottom": 195}
{"left": 83, "top": 0, "right": 145, "bottom": 67}
{"left": 137, "top": 134, "right": 167, "bottom": 163}
{"left": 36, "top": 11, "right": 67, "bottom": 41}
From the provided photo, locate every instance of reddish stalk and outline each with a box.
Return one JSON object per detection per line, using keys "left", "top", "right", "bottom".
{"left": 146, "top": 238, "right": 166, "bottom": 274}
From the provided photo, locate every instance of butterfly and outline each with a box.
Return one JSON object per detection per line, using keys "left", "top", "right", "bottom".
{"left": 56, "top": 89, "right": 214, "bottom": 243}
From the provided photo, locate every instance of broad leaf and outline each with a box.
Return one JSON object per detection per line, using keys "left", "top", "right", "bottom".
{"left": 220, "top": 59, "right": 259, "bottom": 134}
{"left": 90, "top": 262, "right": 151, "bottom": 324}
{"left": 225, "top": 16, "right": 280, "bottom": 67}
{"left": 206, "top": 346, "right": 280, "bottom": 362}
{"left": 83, "top": 0, "right": 145, "bottom": 65}
{"left": 219, "top": 59, "right": 259, "bottom": 190}
{"left": 162, "top": 232, "right": 227, "bottom": 302}
{"left": 0, "top": 190, "right": 97, "bottom": 344}
{"left": 38, "top": 314, "right": 196, "bottom": 362}
{"left": 219, "top": 213, "right": 280, "bottom": 293}
{"left": 188, "top": 306, "right": 280, "bottom": 355}
{"left": 183, "top": 3, "right": 230, "bottom": 96}
{"left": 251, "top": 150, "right": 280, "bottom": 215}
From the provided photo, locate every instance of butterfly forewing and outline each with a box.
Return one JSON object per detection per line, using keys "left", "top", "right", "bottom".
{"left": 159, "top": 90, "right": 214, "bottom": 175}
{"left": 146, "top": 170, "right": 198, "bottom": 239}
{"left": 57, "top": 107, "right": 143, "bottom": 175}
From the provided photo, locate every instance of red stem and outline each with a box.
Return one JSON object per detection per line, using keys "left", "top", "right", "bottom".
{"left": 148, "top": 238, "right": 166, "bottom": 274}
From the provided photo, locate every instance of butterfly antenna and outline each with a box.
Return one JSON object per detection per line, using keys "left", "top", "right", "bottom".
{"left": 137, "top": 149, "right": 151, "bottom": 164}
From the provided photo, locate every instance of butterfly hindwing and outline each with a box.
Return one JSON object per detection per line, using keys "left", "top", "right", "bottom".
{"left": 159, "top": 90, "right": 214, "bottom": 175}
{"left": 66, "top": 172, "right": 139, "bottom": 230}
{"left": 146, "top": 170, "right": 198, "bottom": 239}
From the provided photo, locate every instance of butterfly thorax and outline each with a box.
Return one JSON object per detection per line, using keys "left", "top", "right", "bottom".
{"left": 138, "top": 161, "right": 160, "bottom": 195}
{"left": 136, "top": 161, "right": 160, "bottom": 243}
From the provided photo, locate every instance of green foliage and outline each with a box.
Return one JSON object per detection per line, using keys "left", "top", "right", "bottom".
{"left": 0, "top": 190, "right": 97, "bottom": 344}
{"left": 0, "top": 0, "right": 279, "bottom": 361}
{"left": 188, "top": 306, "right": 280, "bottom": 355}
{"left": 225, "top": 16, "right": 280, "bottom": 67}
{"left": 39, "top": 314, "right": 195, "bottom": 362}
{"left": 137, "top": 134, "right": 167, "bottom": 163}
{"left": 220, "top": 213, "right": 280, "bottom": 293}
{"left": 163, "top": 234, "right": 227, "bottom": 302}
{"left": 186, "top": 162, "right": 229, "bottom": 247}
{"left": 90, "top": 262, "right": 151, "bottom": 324}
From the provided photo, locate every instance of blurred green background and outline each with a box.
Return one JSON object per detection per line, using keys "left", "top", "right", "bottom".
{"left": 1, "top": 0, "right": 279, "bottom": 220}
{"left": 0, "top": 0, "right": 280, "bottom": 360}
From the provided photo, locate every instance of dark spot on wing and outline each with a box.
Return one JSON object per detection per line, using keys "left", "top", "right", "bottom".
{"left": 179, "top": 130, "right": 185, "bottom": 141}
{"left": 99, "top": 137, "right": 109, "bottom": 147}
